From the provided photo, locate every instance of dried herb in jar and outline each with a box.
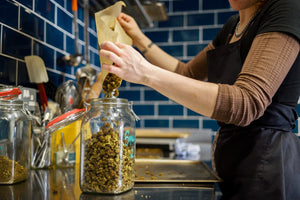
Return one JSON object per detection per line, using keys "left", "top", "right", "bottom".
{"left": 0, "top": 155, "right": 28, "bottom": 184}
{"left": 82, "top": 117, "right": 135, "bottom": 193}
{"left": 102, "top": 73, "right": 122, "bottom": 98}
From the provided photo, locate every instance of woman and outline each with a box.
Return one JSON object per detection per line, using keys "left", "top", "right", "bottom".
{"left": 99, "top": 0, "right": 300, "bottom": 199}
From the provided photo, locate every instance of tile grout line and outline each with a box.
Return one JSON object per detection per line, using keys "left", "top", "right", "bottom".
{"left": 0, "top": 25, "right": 2, "bottom": 53}
{"left": 18, "top": 3, "right": 20, "bottom": 30}
{"left": 0, "top": 52, "right": 25, "bottom": 63}
{"left": 15, "top": 61, "right": 19, "bottom": 86}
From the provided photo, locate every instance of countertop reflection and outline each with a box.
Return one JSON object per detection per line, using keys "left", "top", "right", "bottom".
{"left": 0, "top": 165, "right": 215, "bottom": 200}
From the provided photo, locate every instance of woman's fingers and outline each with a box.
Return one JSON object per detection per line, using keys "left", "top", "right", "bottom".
{"left": 101, "top": 63, "right": 123, "bottom": 78}
{"left": 100, "top": 41, "right": 123, "bottom": 56}
{"left": 99, "top": 41, "right": 126, "bottom": 66}
{"left": 99, "top": 49, "right": 122, "bottom": 66}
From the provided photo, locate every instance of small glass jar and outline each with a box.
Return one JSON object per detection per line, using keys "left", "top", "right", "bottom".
{"left": 80, "top": 98, "right": 138, "bottom": 194}
{"left": 31, "top": 109, "right": 85, "bottom": 169}
{"left": 0, "top": 99, "right": 31, "bottom": 184}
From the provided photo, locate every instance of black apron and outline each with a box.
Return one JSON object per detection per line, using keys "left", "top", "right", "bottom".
{"left": 207, "top": 40, "right": 300, "bottom": 200}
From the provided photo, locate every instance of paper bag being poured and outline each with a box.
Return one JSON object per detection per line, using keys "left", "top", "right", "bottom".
{"left": 95, "top": 1, "right": 132, "bottom": 85}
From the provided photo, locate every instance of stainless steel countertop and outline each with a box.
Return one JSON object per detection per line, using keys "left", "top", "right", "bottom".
{"left": 0, "top": 164, "right": 216, "bottom": 200}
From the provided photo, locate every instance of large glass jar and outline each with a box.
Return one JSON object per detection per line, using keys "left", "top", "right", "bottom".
{"left": 80, "top": 98, "right": 138, "bottom": 194}
{"left": 0, "top": 99, "right": 31, "bottom": 184}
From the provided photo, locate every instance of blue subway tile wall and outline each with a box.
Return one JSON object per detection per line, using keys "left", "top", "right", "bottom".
{"left": 1, "top": 1, "right": 19, "bottom": 29}
{"left": 35, "top": 0, "right": 55, "bottom": 23}
{"left": 158, "top": 105, "right": 184, "bottom": 116}
{"left": 0, "top": 0, "right": 299, "bottom": 135}
{"left": 0, "top": 0, "right": 100, "bottom": 90}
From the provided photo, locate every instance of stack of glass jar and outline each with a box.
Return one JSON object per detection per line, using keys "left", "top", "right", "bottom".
{"left": 0, "top": 86, "right": 31, "bottom": 184}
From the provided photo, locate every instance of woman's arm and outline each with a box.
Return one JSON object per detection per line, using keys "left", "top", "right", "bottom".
{"left": 211, "top": 32, "right": 299, "bottom": 126}
{"left": 99, "top": 32, "right": 299, "bottom": 125}
{"left": 175, "top": 43, "right": 214, "bottom": 81}
{"left": 99, "top": 41, "right": 219, "bottom": 117}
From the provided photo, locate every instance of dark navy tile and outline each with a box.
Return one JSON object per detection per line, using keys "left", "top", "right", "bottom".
{"left": 187, "top": 109, "right": 202, "bottom": 116}
{"left": 80, "top": 44, "right": 85, "bottom": 59}
{"left": 17, "top": 61, "right": 33, "bottom": 87}
{"left": 203, "top": 0, "right": 230, "bottom": 10}
{"left": 173, "top": 29, "right": 199, "bottom": 42}
{"left": 133, "top": 105, "right": 155, "bottom": 116}
{"left": 2, "top": 27, "right": 32, "bottom": 60}
{"left": 46, "top": 23, "right": 63, "bottom": 49}
{"left": 179, "top": 59, "right": 189, "bottom": 63}
{"left": 77, "top": 6, "right": 84, "bottom": 22}
{"left": 158, "top": 15, "right": 184, "bottom": 28}
{"left": 92, "top": 51, "right": 100, "bottom": 67}
{"left": 144, "top": 90, "right": 168, "bottom": 101}
{"left": 145, "top": 31, "right": 169, "bottom": 43}
{"left": 187, "top": 13, "right": 214, "bottom": 26}
{"left": 135, "top": 120, "right": 141, "bottom": 128}
{"left": 20, "top": 7, "right": 44, "bottom": 40}
{"left": 218, "top": 11, "right": 238, "bottom": 24}
{"left": 203, "top": 119, "right": 219, "bottom": 131}
{"left": 89, "top": 16, "right": 96, "bottom": 30}
{"left": 162, "top": 1, "right": 169, "bottom": 13}
{"left": 173, "top": 0, "right": 199, "bottom": 12}
{"left": 0, "top": 55, "right": 17, "bottom": 85}
{"left": 57, "top": 8, "right": 73, "bottom": 34}
{"left": 0, "top": 0, "right": 18, "bottom": 29}
{"left": 144, "top": 119, "right": 169, "bottom": 128}
{"left": 47, "top": 70, "right": 65, "bottom": 87}
{"left": 33, "top": 41, "right": 55, "bottom": 69}
{"left": 158, "top": 104, "right": 183, "bottom": 116}
{"left": 78, "top": 24, "right": 84, "bottom": 42}
{"left": 89, "top": 33, "right": 98, "bottom": 49}
{"left": 18, "top": 0, "right": 33, "bottom": 9}
{"left": 187, "top": 44, "right": 208, "bottom": 57}
{"left": 119, "top": 80, "right": 127, "bottom": 88}
{"left": 66, "top": 35, "right": 76, "bottom": 54}
{"left": 118, "top": 90, "right": 141, "bottom": 101}
{"left": 160, "top": 45, "right": 183, "bottom": 57}
{"left": 35, "top": 0, "right": 55, "bottom": 23}
{"left": 297, "top": 104, "right": 300, "bottom": 116}
{"left": 203, "top": 28, "right": 220, "bottom": 41}
{"left": 173, "top": 119, "right": 199, "bottom": 128}
{"left": 55, "top": 0, "right": 64, "bottom": 7}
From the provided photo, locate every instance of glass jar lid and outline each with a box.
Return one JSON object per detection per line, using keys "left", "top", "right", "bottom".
{"left": 0, "top": 87, "right": 22, "bottom": 100}
{"left": 45, "top": 108, "right": 85, "bottom": 133}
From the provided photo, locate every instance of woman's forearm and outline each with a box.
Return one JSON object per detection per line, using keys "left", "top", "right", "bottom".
{"left": 143, "top": 64, "right": 219, "bottom": 117}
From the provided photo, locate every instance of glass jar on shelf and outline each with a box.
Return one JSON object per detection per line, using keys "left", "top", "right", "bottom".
{"left": 80, "top": 98, "right": 138, "bottom": 194}
{"left": 0, "top": 99, "right": 31, "bottom": 184}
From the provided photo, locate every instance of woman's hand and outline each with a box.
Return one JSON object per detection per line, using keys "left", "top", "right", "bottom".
{"left": 99, "top": 41, "right": 152, "bottom": 85}
{"left": 117, "top": 13, "right": 149, "bottom": 48}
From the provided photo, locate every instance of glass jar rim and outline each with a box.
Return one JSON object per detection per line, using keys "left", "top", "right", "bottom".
{"left": 0, "top": 99, "right": 23, "bottom": 106}
{"left": 90, "top": 98, "right": 129, "bottom": 106}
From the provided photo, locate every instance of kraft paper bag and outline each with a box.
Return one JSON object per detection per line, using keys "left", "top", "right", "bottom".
{"left": 95, "top": 1, "right": 132, "bottom": 83}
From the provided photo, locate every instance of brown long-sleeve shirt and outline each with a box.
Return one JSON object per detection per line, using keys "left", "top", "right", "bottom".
{"left": 175, "top": 32, "right": 299, "bottom": 126}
